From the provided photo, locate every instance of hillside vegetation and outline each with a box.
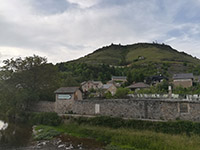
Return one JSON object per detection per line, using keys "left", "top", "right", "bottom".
{"left": 70, "top": 43, "right": 200, "bottom": 66}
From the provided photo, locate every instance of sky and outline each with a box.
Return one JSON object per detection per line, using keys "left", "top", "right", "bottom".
{"left": 1, "top": 0, "right": 200, "bottom": 64}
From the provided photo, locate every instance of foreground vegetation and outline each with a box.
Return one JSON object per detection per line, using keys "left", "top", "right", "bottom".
{"left": 34, "top": 117, "right": 200, "bottom": 150}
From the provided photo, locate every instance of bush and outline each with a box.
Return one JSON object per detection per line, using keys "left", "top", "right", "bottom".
{"left": 72, "top": 116, "right": 200, "bottom": 135}
{"left": 115, "top": 88, "right": 129, "bottom": 98}
{"left": 105, "top": 91, "right": 112, "bottom": 99}
{"left": 29, "top": 112, "right": 62, "bottom": 126}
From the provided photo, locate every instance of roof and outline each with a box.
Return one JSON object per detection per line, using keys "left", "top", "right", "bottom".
{"left": 93, "top": 81, "right": 102, "bottom": 85}
{"left": 149, "top": 75, "right": 168, "bottom": 81}
{"left": 173, "top": 73, "right": 194, "bottom": 80}
{"left": 54, "top": 87, "right": 80, "bottom": 94}
{"left": 127, "top": 82, "right": 150, "bottom": 89}
{"left": 81, "top": 81, "right": 102, "bottom": 85}
{"left": 102, "top": 84, "right": 114, "bottom": 89}
{"left": 81, "top": 81, "right": 86, "bottom": 85}
{"left": 112, "top": 76, "right": 127, "bottom": 79}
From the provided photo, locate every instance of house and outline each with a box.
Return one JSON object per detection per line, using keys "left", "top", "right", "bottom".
{"left": 107, "top": 80, "right": 121, "bottom": 87}
{"left": 81, "top": 81, "right": 103, "bottom": 92}
{"left": 111, "top": 76, "right": 127, "bottom": 83}
{"left": 102, "top": 84, "right": 117, "bottom": 96}
{"left": 173, "top": 73, "right": 194, "bottom": 88}
{"left": 127, "top": 82, "right": 150, "bottom": 91}
{"left": 145, "top": 75, "right": 168, "bottom": 85}
{"left": 54, "top": 87, "right": 82, "bottom": 113}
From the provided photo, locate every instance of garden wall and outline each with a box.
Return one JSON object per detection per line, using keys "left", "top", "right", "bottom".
{"left": 72, "top": 99, "right": 200, "bottom": 121}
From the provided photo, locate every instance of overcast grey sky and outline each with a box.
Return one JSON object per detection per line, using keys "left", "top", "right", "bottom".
{"left": 1, "top": 0, "right": 200, "bottom": 64}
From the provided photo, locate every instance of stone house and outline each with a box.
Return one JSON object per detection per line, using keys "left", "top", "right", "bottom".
{"left": 54, "top": 87, "right": 82, "bottom": 114}
{"left": 109, "top": 76, "right": 127, "bottom": 87}
{"left": 127, "top": 82, "right": 150, "bottom": 91}
{"left": 81, "top": 81, "right": 103, "bottom": 92}
{"left": 173, "top": 73, "right": 194, "bottom": 88}
{"left": 102, "top": 84, "right": 117, "bottom": 96}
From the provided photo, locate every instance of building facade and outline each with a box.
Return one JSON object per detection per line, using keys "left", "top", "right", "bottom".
{"left": 81, "top": 81, "right": 103, "bottom": 92}
{"left": 54, "top": 87, "right": 82, "bottom": 114}
{"left": 173, "top": 73, "right": 193, "bottom": 88}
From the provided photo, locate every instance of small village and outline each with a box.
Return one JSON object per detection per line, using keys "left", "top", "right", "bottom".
{"left": 30, "top": 72, "right": 200, "bottom": 122}
{"left": 57, "top": 72, "right": 198, "bottom": 101}
{"left": 2, "top": 0, "right": 200, "bottom": 149}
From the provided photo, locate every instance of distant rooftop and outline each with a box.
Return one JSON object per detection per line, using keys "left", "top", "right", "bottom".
{"left": 112, "top": 76, "right": 127, "bottom": 79}
{"left": 102, "top": 84, "right": 114, "bottom": 89}
{"left": 127, "top": 82, "right": 150, "bottom": 89}
{"left": 173, "top": 73, "right": 194, "bottom": 80}
{"left": 81, "top": 81, "right": 102, "bottom": 85}
{"left": 54, "top": 87, "right": 79, "bottom": 94}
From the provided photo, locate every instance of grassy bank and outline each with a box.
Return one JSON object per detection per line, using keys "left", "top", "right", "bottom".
{"left": 34, "top": 119, "right": 200, "bottom": 150}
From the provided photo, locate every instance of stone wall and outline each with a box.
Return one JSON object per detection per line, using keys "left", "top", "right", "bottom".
{"left": 30, "top": 98, "right": 200, "bottom": 122}
{"left": 72, "top": 99, "right": 200, "bottom": 121}
{"left": 30, "top": 101, "right": 55, "bottom": 112}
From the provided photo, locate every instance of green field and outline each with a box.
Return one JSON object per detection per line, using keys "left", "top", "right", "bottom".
{"left": 35, "top": 123, "right": 200, "bottom": 150}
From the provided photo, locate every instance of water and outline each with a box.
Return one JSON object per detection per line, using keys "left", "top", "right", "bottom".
{"left": 0, "top": 120, "right": 32, "bottom": 149}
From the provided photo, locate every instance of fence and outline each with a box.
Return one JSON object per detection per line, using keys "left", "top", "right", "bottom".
{"left": 127, "top": 94, "right": 200, "bottom": 101}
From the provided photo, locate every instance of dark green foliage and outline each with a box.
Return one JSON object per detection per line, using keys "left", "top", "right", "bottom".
{"left": 29, "top": 112, "right": 62, "bottom": 126}
{"left": 137, "top": 79, "right": 169, "bottom": 94}
{"left": 115, "top": 88, "right": 129, "bottom": 98}
{"left": 0, "top": 55, "right": 61, "bottom": 121}
{"left": 72, "top": 116, "right": 200, "bottom": 135}
{"left": 57, "top": 62, "right": 127, "bottom": 83}
{"left": 105, "top": 91, "right": 113, "bottom": 99}
{"left": 173, "top": 83, "right": 200, "bottom": 95}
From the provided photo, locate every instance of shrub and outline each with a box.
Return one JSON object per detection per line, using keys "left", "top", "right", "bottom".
{"left": 29, "top": 112, "right": 62, "bottom": 126}
{"left": 71, "top": 116, "right": 200, "bottom": 135}
{"left": 105, "top": 91, "right": 112, "bottom": 99}
{"left": 115, "top": 88, "right": 129, "bottom": 98}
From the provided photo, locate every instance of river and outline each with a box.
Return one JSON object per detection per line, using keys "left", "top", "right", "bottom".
{"left": 0, "top": 120, "right": 32, "bottom": 149}
{"left": 0, "top": 120, "right": 104, "bottom": 150}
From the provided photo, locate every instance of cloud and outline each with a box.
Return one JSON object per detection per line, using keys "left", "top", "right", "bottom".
{"left": 0, "top": 0, "right": 200, "bottom": 65}
{"left": 67, "top": 0, "right": 100, "bottom": 8}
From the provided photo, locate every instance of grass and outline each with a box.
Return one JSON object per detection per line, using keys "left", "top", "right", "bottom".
{"left": 35, "top": 122, "right": 200, "bottom": 150}
{"left": 73, "top": 43, "right": 200, "bottom": 66}
{"left": 33, "top": 125, "right": 61, "bottom": 140}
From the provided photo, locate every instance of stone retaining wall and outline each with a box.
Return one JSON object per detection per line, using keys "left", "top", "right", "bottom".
{"left": 30, "top": 101, "right": 55, "bottom": 112}
{"left": 30, "top": 99, "right": 200, "bottom": 122}
{"left": 72, "top": 99, "right": 200, "bottom": 121}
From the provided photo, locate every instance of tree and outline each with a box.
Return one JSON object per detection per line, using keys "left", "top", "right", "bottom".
{"left": 0, "top": 55, "right": 60, "bottom": 121}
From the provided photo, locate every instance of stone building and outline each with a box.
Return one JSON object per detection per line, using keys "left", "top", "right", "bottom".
{"left": 173, "top": 73, "right": 193, "bottom": 88}
{"left": 102, "top": 84, "right": 117, "bottom": 96}
{"left": 81, "top": 81, "right": 103, "bottom": 92}
{"left": 111, "top": 76, "right": 127, "bottom": 83}
{"left": 54, "top": 87, "right": 82, "bottom": 114}
{"left": 127, "top": 82, "right": 150, "bottom": 91}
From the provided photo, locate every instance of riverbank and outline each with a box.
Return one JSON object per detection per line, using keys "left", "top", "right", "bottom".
{"left": 33, "top": 117, "right": 200, "bottom": 150}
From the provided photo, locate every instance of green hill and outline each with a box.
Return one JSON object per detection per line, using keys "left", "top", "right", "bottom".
{"left": 57, "top": 43, "right": 200, "bottom": 83}
{"left": 69, "top": 43, "right": 200, "bottom": 66}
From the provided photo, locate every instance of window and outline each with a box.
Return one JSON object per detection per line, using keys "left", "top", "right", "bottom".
{"left": 179, "top": 103, "right": 189, "bottom": 113}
